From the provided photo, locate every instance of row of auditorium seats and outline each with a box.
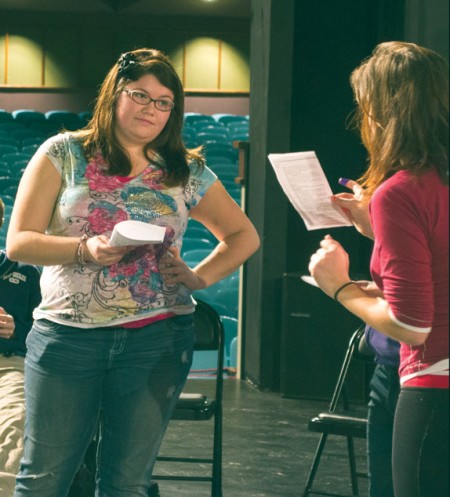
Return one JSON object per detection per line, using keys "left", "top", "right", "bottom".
{"left": 1, "top": 111, "right": 248, "bottom": 369}
{"left": 0, "top": 109, "right": 91, "bottom": 137}
{"left": 0, "top": 110, "right": 245, "bottom": 205}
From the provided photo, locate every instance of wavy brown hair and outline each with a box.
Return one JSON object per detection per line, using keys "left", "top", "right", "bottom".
{"left": 350, "top": 41, "right": 448, "bottom": 195}
{"left": 74, "top": 48, "right": 203, "bottom": 187}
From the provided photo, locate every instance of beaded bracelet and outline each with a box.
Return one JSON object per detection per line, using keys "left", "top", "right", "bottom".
{"left": 76, "top": 234, "right": 88, "bottom": 266}
{"left": 333, "top": 281, "right": 356, "bottom": 301}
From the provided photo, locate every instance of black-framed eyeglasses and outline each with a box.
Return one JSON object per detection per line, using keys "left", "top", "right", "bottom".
{"left": 122, "top": 88, "right": 174, "bottom": 112}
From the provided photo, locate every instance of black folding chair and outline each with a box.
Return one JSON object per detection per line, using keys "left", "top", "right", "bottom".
{"left": 302, "top": 325, "right": 374, "bottom": 497}
{"left": 152, "top": 298, "right": 224, "bottom": 497}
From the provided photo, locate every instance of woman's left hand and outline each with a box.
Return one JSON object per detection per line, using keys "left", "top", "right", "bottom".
{"left": 0, "top": 307, "right": 15, "bottom": 339}
{"left": 308, "top": 235, "right": 351, "bottom": 298}
{"left": 159, "top": 246, "right": 207, "bottom": 291}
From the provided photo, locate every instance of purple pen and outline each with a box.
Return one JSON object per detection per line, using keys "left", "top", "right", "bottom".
{"left": 338, "top": 177, "right": 351, "bottom": 186}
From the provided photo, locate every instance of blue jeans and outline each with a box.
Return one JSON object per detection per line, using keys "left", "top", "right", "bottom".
{"left": 367, "top": 364, "right": 400, "bottom": 497}
{"left": 14, "top": 315, "right": 195, "bottom": 497}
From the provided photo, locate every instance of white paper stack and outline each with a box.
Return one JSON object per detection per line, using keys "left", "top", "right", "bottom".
{"left": 109, "top": 220, "right": 166, "bottom": 247}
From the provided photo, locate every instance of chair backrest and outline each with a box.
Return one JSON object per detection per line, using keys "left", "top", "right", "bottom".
{"left": 195, "top": 123, "right": 229, "bottom": 135}
{"left": 227, "top": 121, "right": 249, "bottom": 133}
{"left": 184, "top": 114, "right": 215, "bottom": 127}
{"left": 328, "top": 325, "right": 373, "bottom": 413}
{"left": 192, "top": 299, "right": 225, "bottom": 401}
{"left": 0, "top": 162, "right": 11, "bottom": 176}
{"left": 196, "top": 132, "right": 230, "bottom": 145}
{"left": 217, "top": 115, "right": 249, "bottom": 126}
{"left": 11, "top": 128, "right": 46, "bottom": 141}
{"left": 181, "top": 237, "right": 215, "bottom": 256}
{"left": 0, "top": 194, "right": 15, "bottom": 207}
{"left": 0, "top": 176, "right": 19, "bottom": 191}
{"left": 182, "top": 125, "right": 197, "bottom": 141}
{"left": 78, "top": 111, "right": 92, "bottom": 127}
{"left": 0, "top": 122, "right": 25, "bottom": 134}
{"left": 204, "top": 141, "right": 235, "bottom": 155}
{"left": 1, "top": 153, "right": 32, "bottom": 167}
{"left": 0, "top": 110, "right": 13, "bottom": 123}
{"left": 213, "top": 286, "right": 239, "bottom": 319}
{"left": 184, "top": 224, "right": 217, "bottom": 243}
{"left": 230, "top": 130, "right": 250, "bottom": 142}
{"left": 45, "top": 110, "right": 82, "bottom": 131}
{"left": 21, "top": 144, "right": 39, "bottom": 157}
{"left": 210, "top": 161, "right": 238, "bottom": 175}
{"left": 12, "top": 109, "right": 46, "bottom": 127}
{"left": 183, "top": 248, "right": 212, "bottom": 266}
{"left": 0, "top": 144, "right": 19, "bottom": 157}
{"left": 192, "top": 298, "right": 224, "bottom": 353}
{"left": 0, "top": 136, "right": 20, "bottom": 148}
{"left": 221, "top": 316, "right": 238, "bottom": 362}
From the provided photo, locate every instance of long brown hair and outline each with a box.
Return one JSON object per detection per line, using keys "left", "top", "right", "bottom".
{"left": 350, "top": 41, "right": 448, "bottom": 195}
{"left": 74, "top": 48, "right": 203, "bottom": 187}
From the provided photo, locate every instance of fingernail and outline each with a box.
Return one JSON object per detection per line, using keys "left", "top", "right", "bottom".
{"left": 339, "top": 178, "right": 350, "bottom": 186}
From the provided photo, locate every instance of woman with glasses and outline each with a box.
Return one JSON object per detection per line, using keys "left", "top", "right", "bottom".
{"left": 309, "top": 42, "right": 448, "bottom": 497}
{"left": 7, "top": 48, "right": 260, "bottom": 497}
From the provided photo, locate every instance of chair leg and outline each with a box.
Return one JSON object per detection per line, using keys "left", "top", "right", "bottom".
{"left": 212, "top": 410, "right": 223, "bottom": 497}
{"left": 346, "top": 436, "right": 359, "bottom": 496}
{"left": 302, "top": 433, "right": 329, "bottom": 497}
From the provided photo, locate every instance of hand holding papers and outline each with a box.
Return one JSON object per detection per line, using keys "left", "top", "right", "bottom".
{"left": 268, "top": 151, "right": 352, "bottom": 230}
{"left": 109, "top": 220, "right": 166, "bottom": 247}
{"left": 300, "top": 275, "right": 319, "bottom": 287}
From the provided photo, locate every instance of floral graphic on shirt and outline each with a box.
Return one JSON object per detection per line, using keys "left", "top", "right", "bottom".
{"left": 108, "top": 246, "right": 162, "bottom": 305}
{"left": 85, "top": 156, "right": 124, "bottom": 192}
{"left": 81, "top": 158, "right": 181, "bottom": 312}
{"left": 87, "top": 201, "right": 129, "bottom": 234}
{"left": 140, "top": 166, "right": 167, "bottom": 189}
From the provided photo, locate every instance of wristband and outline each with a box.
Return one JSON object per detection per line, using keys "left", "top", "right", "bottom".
{"left": 77, "top": 234, "right": 88, "bottom": 266}
{"left": 333, "top": 281, "right": 356, "bottom": 301}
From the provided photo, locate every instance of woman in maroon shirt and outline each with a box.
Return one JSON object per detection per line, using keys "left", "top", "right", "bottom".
{"left": 309, "top": 42, "right": 448, "bottom": 497}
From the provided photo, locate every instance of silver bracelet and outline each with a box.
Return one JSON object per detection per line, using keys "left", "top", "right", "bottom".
{"left": 77, "top": 234, "right": 88, "bottom": 266}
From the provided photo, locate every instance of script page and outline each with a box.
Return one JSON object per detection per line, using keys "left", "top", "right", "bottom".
{"left": 109, "top": 220, "right": 166, "bottom": 247}
{"left": 268, "top": 151, "right": 352, "bottom": 230}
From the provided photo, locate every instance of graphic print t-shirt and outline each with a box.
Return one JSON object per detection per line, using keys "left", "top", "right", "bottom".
{"left": 33, "top": 134, "right": 216, "bottom": 328}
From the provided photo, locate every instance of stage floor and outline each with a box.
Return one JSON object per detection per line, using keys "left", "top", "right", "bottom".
{"left": 153, "top": 378, "right": 369, "bottom": 497}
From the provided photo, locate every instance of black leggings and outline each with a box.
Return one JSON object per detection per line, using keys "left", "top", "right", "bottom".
{"left": 393, "top": 387, "right": 449, "bottom": 497}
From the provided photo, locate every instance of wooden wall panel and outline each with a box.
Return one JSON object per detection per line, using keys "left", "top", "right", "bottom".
{"left": 0, "top": 17, "right": 250, "bottom": 92}
{"left": 184, "top": 37, "right": 220, "bottom": 90}
{"left": 0, "top": 35, "right": 6, "bottom": 84}
{"left": 7, "top": 28, "right": 43, "bottom": 86}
